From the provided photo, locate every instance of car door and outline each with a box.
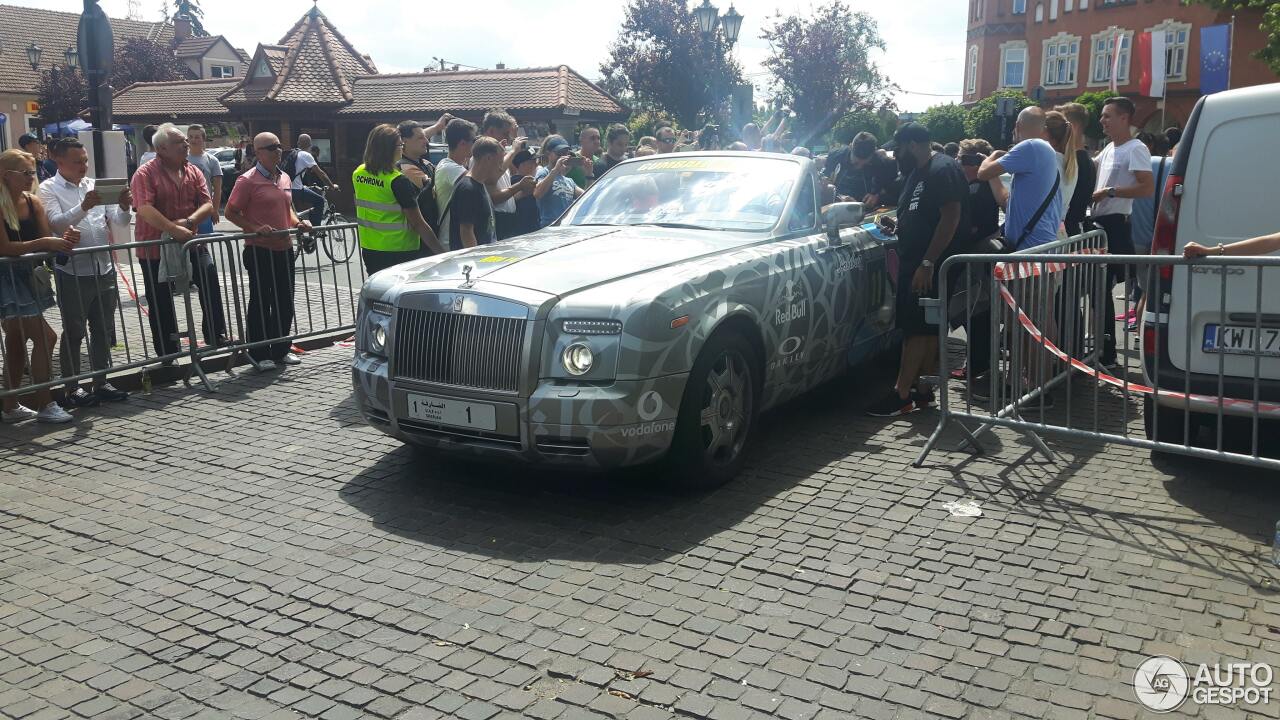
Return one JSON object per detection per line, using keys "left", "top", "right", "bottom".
{"left": 760, "top": 173, "right": 833, "bottom": 406}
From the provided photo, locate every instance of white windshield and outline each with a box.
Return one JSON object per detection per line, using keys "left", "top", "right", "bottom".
{"left": 562, "top": 156, "right": 800, "bottom": 232}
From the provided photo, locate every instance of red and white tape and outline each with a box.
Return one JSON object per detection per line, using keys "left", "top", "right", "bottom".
{"left": 993, "top": 255, "right": 1280, "bottom": 418}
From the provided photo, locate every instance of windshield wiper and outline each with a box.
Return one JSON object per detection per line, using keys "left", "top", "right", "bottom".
{"left": 636, "top": 222, "right": 724, "bottom": 231}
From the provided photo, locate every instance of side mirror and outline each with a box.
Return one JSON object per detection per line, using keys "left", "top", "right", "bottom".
{"left": 823, "top": 202, "right": 865, "bottom": 240}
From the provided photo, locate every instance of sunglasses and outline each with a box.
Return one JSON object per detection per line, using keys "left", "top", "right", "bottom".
{"left": 657, "top": 137, "right": 676, "bottom": 144}
{"left": 6, "top": 169, "right": 36, "bottom": 178}
{"left": 257, "top": 144, "right": 283, "bottom": 152}
{"left": 959, "top": 154, "right": 985, "bottom": 167}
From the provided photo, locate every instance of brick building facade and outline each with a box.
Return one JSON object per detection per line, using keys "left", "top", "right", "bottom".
{"left": 963, "top": 0, "right": 1276, "bottom": 131}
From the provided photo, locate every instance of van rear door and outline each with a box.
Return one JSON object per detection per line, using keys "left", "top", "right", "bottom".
{"left": 1168, "top": 85, "right": 1280, "bottom": 381}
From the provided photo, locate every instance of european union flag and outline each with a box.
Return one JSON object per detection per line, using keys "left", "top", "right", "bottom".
{"left": 1200, "top": 24, "right": 1231, "bottom": 95}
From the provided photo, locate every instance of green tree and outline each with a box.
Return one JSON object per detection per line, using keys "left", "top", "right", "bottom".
{"left": 112, "top": 39, "right": 191, "bottom": 88}
{"left": 173, "top": 0, "right": 209, "bottom": 37}
{"left": 1187, "top": 0, "right": 1280, "bottom": 74}
{"left": 963, "top": 90, "right": 1034, "bottom": 148}
{"left": 626, "top": 110, "right": 680, "bottom": 139}
{"left": 918, "top": 103, "right": 967, "bottom": 144}
{"left": 829, "top": 107, "right": 897, "bottom": 145}
{"left": 601, "top": 0, "right": 743, "bottom": 127}
{"left": 760, "top": 1, "right": 891, "bottom": 144}
{"left": 35, "top": 66, "right": 87, "bottom": 124}
{"left": 1071, "top": 91, "right": 1110, "bottom": 141}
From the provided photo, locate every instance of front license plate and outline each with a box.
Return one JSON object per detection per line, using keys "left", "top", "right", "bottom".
{"left": 1203, "top": 324, "right": 1280, "bottom": 357}
{"left": 405, "top": 393, "right": 497, "bottom": 431}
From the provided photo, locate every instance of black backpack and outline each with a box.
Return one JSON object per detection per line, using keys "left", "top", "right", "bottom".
{"left": 281, "top": 148, "right": 302, "bottom": 181}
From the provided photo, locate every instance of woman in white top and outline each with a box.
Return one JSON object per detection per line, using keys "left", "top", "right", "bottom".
{"left": 1045, "top": 110, "right": 1079, "bottom": 239}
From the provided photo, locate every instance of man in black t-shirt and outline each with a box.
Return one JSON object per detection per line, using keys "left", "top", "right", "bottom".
{"left": 595, "top": 124, "right": 631, "bottom": 177}
{"left": 396, "top": 117, "right": 451, "bottom": 236}
{"left": 867, "top": 124, "right": 967, "bottom": 417}
{"left": 824, "top": 132, "right": 900, "bottom": 207}
{"left": 448, "top": 137, "right": 504, "bottom": 250}
{"left": 509, "top": 150, "right": 541, "bottom": 238}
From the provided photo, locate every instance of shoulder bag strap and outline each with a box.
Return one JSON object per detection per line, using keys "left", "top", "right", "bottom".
{"left": 1014, "top": 171, "right": 1061, "bottom": 249}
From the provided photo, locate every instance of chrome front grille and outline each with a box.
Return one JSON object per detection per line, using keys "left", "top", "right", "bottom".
{"left": 393, "top": 308, "right": 525, "bottom": 393}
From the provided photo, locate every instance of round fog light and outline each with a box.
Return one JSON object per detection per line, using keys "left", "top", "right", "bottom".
{"left": 562, "top": 343, "right": 594, "bottom": 376}
{"left": 372, "top": 325, "right": 386, "bottom": 351}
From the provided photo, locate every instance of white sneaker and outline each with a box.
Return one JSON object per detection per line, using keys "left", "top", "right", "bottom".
{"left": 255, "top": 360, "right": 278, "bottom": 372}
{"left": 2, "top": 404, "right": 38, "bottom": 423}
{"left": 36, "top": 403, "right": 73, "bottom": 424}
{"left": 279, "top": 354, "right": 301, "bottom": 366}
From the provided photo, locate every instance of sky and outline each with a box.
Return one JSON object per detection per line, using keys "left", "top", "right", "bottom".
{"left": 31, "top": 0, "right": 967, "bottom": 112}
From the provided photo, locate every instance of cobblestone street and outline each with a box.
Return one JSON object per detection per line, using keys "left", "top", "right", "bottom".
{"left": 2, "top": 346, "right": 1278, "bottom": 720}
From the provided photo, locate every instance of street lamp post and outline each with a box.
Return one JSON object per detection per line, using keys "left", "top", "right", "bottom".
{"left": 64, "top": 46, "right": 79, "bottom": 70}
{"left": 26, "top": 43, "right": 42, "bottom": 71}
{"left": 78, "top": 0, "right": 114, "bottom": 175}
{"left": 691, "top": 1, "right": 743, "bottom": 130}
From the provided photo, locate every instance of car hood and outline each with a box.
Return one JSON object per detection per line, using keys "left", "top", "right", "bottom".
{"left": 405, "top": 226, "right": 765, "bottom": 296}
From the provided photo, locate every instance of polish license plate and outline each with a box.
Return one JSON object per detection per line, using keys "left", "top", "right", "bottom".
{"left": 1203, "top": 324, "right": 1280, "bottom": 357}
{"left": 405, "top": 393, "right": 497, "bottom": 431}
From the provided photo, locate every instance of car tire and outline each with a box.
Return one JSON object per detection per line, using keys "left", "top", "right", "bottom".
{"left": 668, "top": 331, "right": 759, "bottom": 490}
{"left": 1144, "top": 397, "right": 1190, "bottom": 445}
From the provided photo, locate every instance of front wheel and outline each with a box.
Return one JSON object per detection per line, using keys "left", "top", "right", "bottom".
{"left": 668, "top": 332, "right": 758, "bottom": 489}
{"left": 321, "top": 212, "right": 356, "bottom": 263}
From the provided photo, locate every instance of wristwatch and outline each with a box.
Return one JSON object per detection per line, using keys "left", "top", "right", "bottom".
{"left": 921, "top": 258, "right": 935, "bottom": 269}
{"left": 1106, "top": 187, "right": 1117, "bottom": 198}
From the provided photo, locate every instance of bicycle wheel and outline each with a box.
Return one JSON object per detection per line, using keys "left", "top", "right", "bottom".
{"left": 321, "top": 213, "right": 356, "bottom": 264}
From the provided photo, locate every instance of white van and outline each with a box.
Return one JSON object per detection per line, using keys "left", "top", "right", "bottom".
{"left": 1142, "top": 83, "right": 1280, "bottom": 443}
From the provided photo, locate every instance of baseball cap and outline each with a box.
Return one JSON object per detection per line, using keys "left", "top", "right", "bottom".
{"left": 543, "top": 136, "right": 572, "bottom": 155}
{"left": 893, "top": 123, "right": 930, "bottom": 147}
{"left": 512, "top": 149, "right": 535, "bottom": 166}
{"left": 18, "top": 133, "right": 41, "bottom": 148}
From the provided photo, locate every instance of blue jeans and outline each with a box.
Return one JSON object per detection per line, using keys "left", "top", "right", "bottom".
{"left": 292, "top": 188, "right": 325, "bottom": 227}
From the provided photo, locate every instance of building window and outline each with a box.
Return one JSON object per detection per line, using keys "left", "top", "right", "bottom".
{"left": 1065, "top": 0, "right": 1074, "bottom": 11}
{"left": 1000, "top": 42, "right": 1028, "bottom": 88}
{"left": 1079, "top": 0, "right": 1087, "bottom": 8}
{"left": 210, "top": 65, "right": 234, "bottom": 78}
{"left": 967, "top": 45, "right": 980, "bottom": 94}
{"left": 1035, "top": 3, "right": 1044, "bottom": 22}
{"left": 1012, "top": 0, "right": 1026, "bottom": 15}
{"left": 1043, "top": 33, "right": 1080, "bottom": 87}
{"left": 251, "top": 60, "right": 271, "bottom": 79}
{"left": 1089, "top": 27, "right": 1132, "bottom": 86}
{"left": 1148, "top": 19, "right": 1192, "bottom": 81}
{"left": 1050, "top": 0, "right": 1059, "bottom": 20}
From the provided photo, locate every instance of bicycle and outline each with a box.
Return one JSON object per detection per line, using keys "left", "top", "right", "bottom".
{"left": 294, "top": 186, "right": 355, "bottom": 264}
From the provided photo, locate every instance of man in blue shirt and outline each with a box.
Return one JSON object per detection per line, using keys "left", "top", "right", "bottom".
{"left": 977, "top": 107, "right": 1063, "bottom": 250}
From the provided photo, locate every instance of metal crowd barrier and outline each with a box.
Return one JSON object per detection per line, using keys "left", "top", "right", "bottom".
{"left": 0, "top": 223, "right": 364, "bottom": 406}
{"left": 917, "top": 238, "right": 1280, "bottom": 472}
{"left": 180, "top": 223, "right": 363, "bottom": 391}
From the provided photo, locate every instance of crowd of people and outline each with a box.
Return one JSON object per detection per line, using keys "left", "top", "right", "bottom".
{"left": 861, "top": 96, "right": 1180, "bottom": 417}
{"left": 6, "top": 96, "right": 1273, "bottom": 427}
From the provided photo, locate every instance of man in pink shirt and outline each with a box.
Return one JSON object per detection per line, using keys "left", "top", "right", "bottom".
{"left": 130, "top": 123, "right": 228, "bottom": 356}
{"left": 224, "top": 132, "right": 311, "bottom": 371}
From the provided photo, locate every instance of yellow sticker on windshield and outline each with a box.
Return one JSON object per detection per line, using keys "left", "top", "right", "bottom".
{"left": 477, "top": 255, "right": 517, "bottom": 263}
{"left": 636, "top": 157, "right": 757, "bottom": 173}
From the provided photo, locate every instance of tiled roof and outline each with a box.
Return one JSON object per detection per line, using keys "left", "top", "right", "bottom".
{"left": 112, "top": 78, "right": 236, "bottom": 120}
{"left": 0, "top": 3, "right": 174, "bottom": 94}
{"left": 336, "top": 66, "right": 627, "bottom": 118}
{"left": 174, "top": 35, "right": 221, "bottom": 57}
{"left": 221, "top": 6, "right": 375, "bottom": 107}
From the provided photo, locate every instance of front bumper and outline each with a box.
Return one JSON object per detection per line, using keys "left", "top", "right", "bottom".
{"left": 353, "top": 351, "right": 688, "bottom": 469}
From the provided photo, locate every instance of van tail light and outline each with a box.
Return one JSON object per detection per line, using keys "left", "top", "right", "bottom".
{"left": 1144, "top": 323, "right": 1158, "bottom": 358}
{"left": 1151, "top": 173, "right": 1184, "bottom": 282}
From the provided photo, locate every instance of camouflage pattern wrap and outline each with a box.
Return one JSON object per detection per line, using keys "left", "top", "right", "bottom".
{"left": 352, "top": 153, "right": 898, "bottom": 469}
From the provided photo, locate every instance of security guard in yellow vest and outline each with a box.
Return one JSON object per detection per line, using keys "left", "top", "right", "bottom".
{"left": 353, "top": 124, "right": 442, "bottom": 275}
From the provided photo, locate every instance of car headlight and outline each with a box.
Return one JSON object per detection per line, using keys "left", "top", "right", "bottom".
{"left": 364, "top": 302, "right": 393, "bottom": 356}
{"left": 562, "top": 342, "right": 594, "bottom": 376}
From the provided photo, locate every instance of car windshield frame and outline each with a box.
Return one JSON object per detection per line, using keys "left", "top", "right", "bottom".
{"left": 559, "top": 154, "right": 803, "bottom": 234}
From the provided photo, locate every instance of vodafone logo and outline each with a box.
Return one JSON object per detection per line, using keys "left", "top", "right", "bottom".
{"left": 637, "top": 391, "right": 663, "bottom": 421}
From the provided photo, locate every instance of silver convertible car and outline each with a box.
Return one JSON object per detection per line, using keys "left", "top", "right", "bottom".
{"left": 353, "top": 152, "right": 898, "bottom": 487}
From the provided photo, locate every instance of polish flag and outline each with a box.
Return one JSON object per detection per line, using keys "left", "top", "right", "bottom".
{"left": 1138, "top": 30, "right": 1167, "bottom": 98}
